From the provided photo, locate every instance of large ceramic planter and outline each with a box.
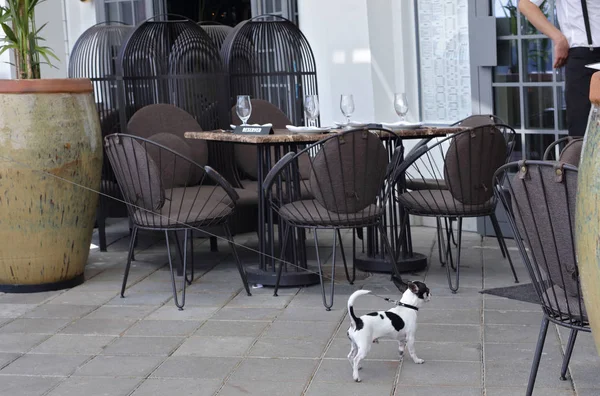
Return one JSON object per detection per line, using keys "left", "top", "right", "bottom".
{"left": 576, "top": 71, "right": 600, "bottom": 355}
{"left": 0, "top": 79, "right": 102, "bottom": 292}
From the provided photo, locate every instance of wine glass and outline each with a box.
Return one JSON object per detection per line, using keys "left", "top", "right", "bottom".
{"left": 394, "top": 93, "right": 409, "bottom": 122}
{"left": 236, "top": 95, "right": 252, "bottom": 125}
{"left": 304, "top": 95, "right": 320, "bottom": 126}
{"left": 340, "top": 94, "right": 355, "bottom": 125}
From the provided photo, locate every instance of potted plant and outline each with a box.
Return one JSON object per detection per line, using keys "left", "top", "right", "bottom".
{"left": 0, "top": 0, "right": 103, "bottom": 292}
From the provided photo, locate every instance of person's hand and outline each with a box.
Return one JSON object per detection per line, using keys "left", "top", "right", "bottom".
{"left": 553, "top": 34, "right": 569, "bottom": 68}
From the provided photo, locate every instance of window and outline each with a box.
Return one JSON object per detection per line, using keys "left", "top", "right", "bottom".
{"left": 96, "top": 0, "right": 157, "bottom": 25}
{"left": 492, "top": 0, "right": 566, "bottom": 160}
{"left": 252, "top": 0, "right": 298, "bottom": 24}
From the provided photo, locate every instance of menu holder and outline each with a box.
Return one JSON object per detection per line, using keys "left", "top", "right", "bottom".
{"left": 233, "top": 125, "right": 273, "bottom": 135}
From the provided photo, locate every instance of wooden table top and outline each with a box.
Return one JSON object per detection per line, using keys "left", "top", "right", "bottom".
{"left": 184, "top": 126, "right": 466, "bottom": 144}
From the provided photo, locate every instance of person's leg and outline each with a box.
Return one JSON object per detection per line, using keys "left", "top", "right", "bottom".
{"left": 565, "top": 48, "right": 600, "bottom": 137}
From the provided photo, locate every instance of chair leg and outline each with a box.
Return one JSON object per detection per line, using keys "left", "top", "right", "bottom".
{"left": 527, "top": 316, "right": 550, "bottom": 396}
{"left": 560, "top": 329, "right": 579, "bottom": 380}
{"left": 314, "top": 229, "right": 335, "bottom": 311}
{"left": 120, "top": 226, "right": 138, "bottom": 298}
{"left": 273, "top": 223, "right": 291, "bottom": 297}
{"left": 378, "top": 223, "right": 405, "bottom": 288}
{"left": 210, "top": 236, "right": 219, "bottom": 252}
{"left": 444, "top": 217, "right": 462, "bottom": 293}
{"left": 96, "top": 203, "right": 107, "bottom": 252}
{"left": 436, "top": 217, "right": 447, "bottom": 267}
{"left": 337, "top": 229, "right": 354, "bottom": 285}
{"left": 165, "top": 229, "right": 189, "bottom": 310}
{"left": 489, "top": 213, "right": 519, "bottom": 284}
{"left": 449, "top": 217, "right": 458, "bottom": 247}
{"left": 186, "top": 230, "right": 194, "bottom": 285}
{"left": 223, "top": 223, "right": 251, "bottom": 296}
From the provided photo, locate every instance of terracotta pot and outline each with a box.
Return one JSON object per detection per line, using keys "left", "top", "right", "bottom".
{"left": 0, "top": 79, "right": 102, "bottom": 292}
{"left": 576, "top": 71, "right": 600, "bottom": 355}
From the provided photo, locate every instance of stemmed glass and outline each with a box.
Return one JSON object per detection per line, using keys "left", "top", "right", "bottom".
{"left": 236, "top": 95, "right": 252, "bottom": 125}
{"left": 304, "top": 95, "right": 320, "bottom": 127}
{"left": 394, "top": 93, "right": 409, "bottom": 122}
{"left": 340, "top": 94, "right": 355, "bottom": 126}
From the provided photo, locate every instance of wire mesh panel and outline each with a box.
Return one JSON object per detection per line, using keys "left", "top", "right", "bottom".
{"left": 221, "top": 14, "right": 318, "bottom": 126}
{"left": 118, "top": 15, "right": 228, "bottom": 132}
{"left": 199, "top": 21, "right": 234, "bottom": 50}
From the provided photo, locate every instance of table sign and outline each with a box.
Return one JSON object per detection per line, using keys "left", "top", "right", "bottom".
{"left": 233, "top": 125, "right": 273, "bottom": 135}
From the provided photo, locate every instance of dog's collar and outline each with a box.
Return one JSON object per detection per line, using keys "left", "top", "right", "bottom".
{"left": 395, "top": 301, "right": 419, "bottom": 311}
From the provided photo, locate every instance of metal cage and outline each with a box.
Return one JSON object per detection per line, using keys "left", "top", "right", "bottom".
{"left": 117, "top": 15, "right": 229, "bottom": 132}
{"left": 221, "top": 14, "right": 318, "bottom": 126}
{"left": 198, "top": 21, "right": 234, "bottom": 50}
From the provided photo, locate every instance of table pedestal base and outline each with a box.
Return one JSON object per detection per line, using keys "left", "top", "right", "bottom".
{"left": 354, "top": 252, "right": 428, "bottom": 273}
{"left": 246, "top": 266, "right": 321, "bottom": 287}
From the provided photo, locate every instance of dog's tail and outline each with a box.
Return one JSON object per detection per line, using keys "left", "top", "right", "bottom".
{"left": 348, "top": 290, "right": 371, "bottom": 329}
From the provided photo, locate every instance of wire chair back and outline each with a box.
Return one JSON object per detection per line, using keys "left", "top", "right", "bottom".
{"left": 199, "top": 21, "right": 234, "bottom": 50}
{"left": 104, "top": 134, "right": 237, "bottom": 230}
{"left": 542, "top": 136, "right": 584, "bottom": 166}
{"left": 494, "top": 161, "right": 587, "bottom": 329}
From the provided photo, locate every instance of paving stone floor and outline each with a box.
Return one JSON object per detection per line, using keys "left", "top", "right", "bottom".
{"left": 0, "top": 220, "right": 599, "bottom": 395}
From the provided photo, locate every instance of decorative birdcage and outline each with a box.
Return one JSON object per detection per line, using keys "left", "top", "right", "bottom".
{"left": 221, "top": 14, "right": 318, "bottom": 126}
{"left": 198, "top": 21, "right": 234, "bottom": 50}
{"left": 68, "top": 22, "right": 133, "bottom": 135}
{"left": 117, "top": 15, "right": 228, "bottom": 131}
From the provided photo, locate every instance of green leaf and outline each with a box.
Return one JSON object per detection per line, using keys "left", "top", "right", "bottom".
{"left": 1, "top": 23, "right": 17, "bottom": 44}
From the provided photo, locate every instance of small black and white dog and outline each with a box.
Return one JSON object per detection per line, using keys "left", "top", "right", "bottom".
{"left": 346, "top": 281, "right": 431, "bottom": 382}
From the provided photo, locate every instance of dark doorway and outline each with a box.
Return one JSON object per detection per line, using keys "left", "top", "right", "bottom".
{"left": 166, "top": 0, "right": 251, "bottom": 26}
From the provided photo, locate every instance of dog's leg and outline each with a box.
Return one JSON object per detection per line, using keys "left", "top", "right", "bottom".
{"left": 352, "top": 347, "right": 368, "bottom": 382}
{"left": 347, "top": 340, "right": 358, "bottom": 367}
{"left": 397, "top": 339, "right": 406, "bottom": 359}
{"left": 406, "top": 335, "right": 424, "bottom": 364}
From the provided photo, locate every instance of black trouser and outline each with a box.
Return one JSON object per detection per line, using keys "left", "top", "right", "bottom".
{"left": 565, "top": 47, "right": 600, "bottom": 136}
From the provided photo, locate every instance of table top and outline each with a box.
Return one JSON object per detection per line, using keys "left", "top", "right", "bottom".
{"left": 184, "top": 126, "right": 466, "bottom": 144}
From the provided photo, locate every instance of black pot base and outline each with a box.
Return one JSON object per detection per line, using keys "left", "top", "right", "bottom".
{"left": 354, "top": 252, "right": 428, "bottom": 274}
{"left": 246, "top": 266, "right": 320, "bottom": 287}
{"left": 0, "top": 274, "right": 85, "bottom": 293}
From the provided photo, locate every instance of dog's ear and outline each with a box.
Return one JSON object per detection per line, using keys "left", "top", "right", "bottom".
{"left": 408, "top": 281, "right": 418, "bottom": 294}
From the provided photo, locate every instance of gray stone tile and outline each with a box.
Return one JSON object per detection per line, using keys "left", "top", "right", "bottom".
{"left": 398, "top": 360, "right": 481, "bottom": 387}
{"left": 220, "top": 380, "right": 306, "bottom": 396}
{"left": 0, "top": 375, "right": 61, "bottom": 396}
{"left": 22, "top": 304, "right": 97, "bottom": 319}
{"left": 176, "top": 292, "right": 236, "bottom": 307}
{"left": 0, "top": 318, "right": 72, "bottom": 334}
{"left": 131, "top": 378, "right": 222, "bottom": 396}
{"left": 484, "top": 342, "right": 563, "bottom": 364}
{"left": 0, "top": 304, "right": 37, "bottom": 318}
{"left": 59, "top": 318, "right": 135, "bottom": 336}
{"left": 124, "top": 320, "right": 202, "bottom": 337}
{"left": 83, "top": 305, "right": 156, "bottom": 321}
{"left": 74, "top": 355, "right": 165, "bottom": 377}
{"left": 417, "top": 309, "right": 481, "bottom": 325}
{"left": 261, "top": 321, "right": 338, "bottom": 341}
{"left": 210, "top": 308, "right": 283, "bottom": 321}
{"left": 394, "top": 386, "right": 483, "bottom": 396}
{"left": 0, "top": 333, "right": 49, "bottom": 353}
{"left": 45, "top": 377, "right": 141, "bottom": 396}
{"left": 249, "top": 337, "right": 328, "bottom": 358}
{"left": 47, "top": 291, "right": 117, "bottom": 306}
{"left": 484, "top": 310, "right": 545, "bottom": 326}
{"left": 227, "top": 293, "right": 295, "bottom": 309}
{"left": 276, "top": 307, "right": 346, "bottom": 322}
{"left": 569, "top": 362, "right": 600, "bottom": 389}
{"left": 108, "top": 292, "right": 173, "bottom": 306}
{"left": 1, "top": 353, "right": 91, "bottom": 376}
{"left": 30, "top": 335, "right": 115, "bottom": 355}
{"left": 145, "top": 306, "right": 218, "bottom": 321}
{"left": 174, "top": 336, "right": 255, "bottom": 357}
{"left": 152, "top": 356, "right": 240, "bottom": 379}
{"left": 411, "top": 342, "right": 481, "bottom": 362}
{"left": 575, "top": 389, "right": 600, "bottom": 396}
{"left": 0, "top": 291, "right": 60, "bottom": 304}
{"left": 485, "top": 387, "right": 574, "bottom": 396}
{"left": 229, "top": 358, "right": 317, "bottom": 383}
{"left": 287, "top": 294, "right": 347, "bottom": 310}
{"left": 0, "top": 353, "right": 20, "bottom": 369}
{"left": 417, "top": 324, "right": 481, "bottom": 343}
{"left": 424, "top": 297, "right": 482, "bottom": 311}
{"left": 483, "top": 297, "right": 541, "bottom": 312}
{"left": 185, "top": 281, "right": 244, "bottom": 294}
{"left": 484, "top": 361, "right": 573, "bottom": 389}
{"left": 193, "top": 320, "right": 269, "bottom": 337}
{"left": 307, "top": 381, "right": 393, "bottom": 396}
{"left": 485, "top": 324, "right": 557, "bottom": 344}
{"left": 314, "top": 359, "right": 398, "bottom": 384}
{"left": 325, "top": 338, "right": 401, "bottom": 360}
{"left": 102, "top": 336, "right": 183, "bottom": 356}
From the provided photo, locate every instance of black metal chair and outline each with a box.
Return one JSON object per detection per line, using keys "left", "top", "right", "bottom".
{"left": 104, "top": 134, "right": 251, "bottom": 310}
{"left": 543, "top": 136, "right": 584, "bottom": 167}
{"left": 264, "top": 128, "right": 404, "bottom": 310}
{"left": 493, "top": 161, "right": 589, "bottom": 396}
{"left": 396, "top": 125, "right": 519, "bottom": 292}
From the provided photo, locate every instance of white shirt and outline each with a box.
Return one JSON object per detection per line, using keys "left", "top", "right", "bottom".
{"left": 532, "top": 0, "right": 600, "bottom": 48}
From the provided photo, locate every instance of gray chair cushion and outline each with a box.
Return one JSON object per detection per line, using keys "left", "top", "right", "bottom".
{"left": 542, "top": 285, "right": 587, "bottom": 322}
{"left": 112, "top": 138, "right": 164, "bottom": 211}
{"left": 168, "top": 184, "right": 257, "bottom": 207}
{"left": 147, "top": 133, "right": 201, "bottom": 189}
{"left": 133, "top": 197, "right": 232, "bottom": 228}
{"left": 231, "top": 99, "right": 293, "bottom": 180}
{"left": 241, "top": 179, "right": 313, "bottom": 200}
{"left": 511, "top": 167, "right": 579, "bottom": 297}
{"left": 398, "top": 189, "right": 494, "bottom": 216}
{"left": 279, "top": 200, "right": 383, "bottom": 226}
{"left": 127, "top": 104, "right": 208, "bottom": 174}
{"left": 405, "top": 178, "right": 448, "bottom": 191}
{"left": 559, "top": 139, "right": 583, "bottom": 167}
{"left": 444, "top": 127, "right": 506, "bottom": 205}
{"left": 309, "top": 131, "right": 388, "bottom": 214}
